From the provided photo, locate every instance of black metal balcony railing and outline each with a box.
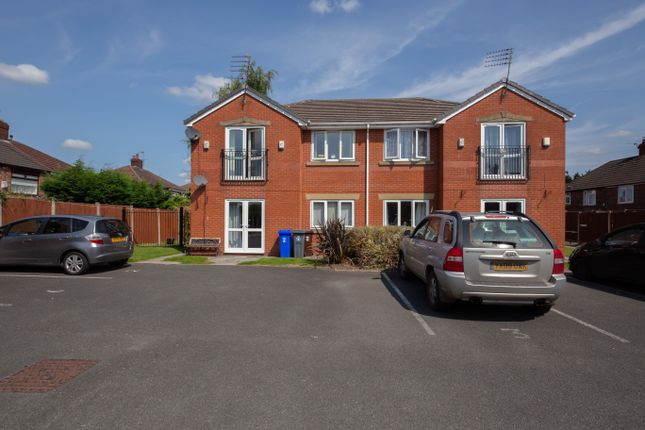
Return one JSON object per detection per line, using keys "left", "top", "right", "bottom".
{"left": 222, "top": 149, "right": 268, "bottom": 181}
{"left": 478, "top": 145, "right": 529, "bottom": 180}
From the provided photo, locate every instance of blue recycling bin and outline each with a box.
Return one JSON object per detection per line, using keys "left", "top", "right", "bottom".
{"left": 278, "top": 230, "right": 292, "bottom": 258}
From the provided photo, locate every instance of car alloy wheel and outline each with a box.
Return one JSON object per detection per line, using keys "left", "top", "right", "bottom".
{"left": 398, "top": 254, "right": 409, "bottom": 280}
{"left": 426, "top": 271, "right": 448, "bottom": 311}
{"left": 63, "top": 252, "right": 89, "bottom": 275}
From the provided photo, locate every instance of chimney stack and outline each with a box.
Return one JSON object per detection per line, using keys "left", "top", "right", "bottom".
{"left": 639, "top": 137, "right": 645, "bottom": 157}
{"left": 130, "top": 154, "right": 143, "bottom": 169}
{"left": 0, "top": 119, "right": 9, "bottom": 141}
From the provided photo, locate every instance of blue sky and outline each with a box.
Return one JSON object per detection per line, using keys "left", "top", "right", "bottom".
{"left": 1, "top": 0, "right": 644, "bottom": 184}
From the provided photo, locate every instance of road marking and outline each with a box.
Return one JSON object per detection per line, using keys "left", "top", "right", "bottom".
{"left": 46, "top": 289, "right": 64, "bottom": 294}
{"left": 552, "top": 308, "right": 630, "bottom": 344}
{"left": 381, "top": 273, "right": 436, "bottom": 336}
{"left": 501, "top": 328, "right": 530, "bottom": 339}
{"left": 0, "top": 303, "right": 13, "bottom": 307}
{"left": 0, "top": 274, "right": 112, "bottom": 280}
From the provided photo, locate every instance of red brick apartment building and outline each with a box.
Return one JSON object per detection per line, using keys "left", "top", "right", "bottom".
{"left": 184, "top": 79, "right": 574, "bottom": 255}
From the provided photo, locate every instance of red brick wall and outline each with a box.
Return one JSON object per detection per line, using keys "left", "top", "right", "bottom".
{"left": 189, "top": 94, "right": 304, "bottom": 256}
{"left": 440, "top": 88, "right": 568, "bottom": 249}
{"left": 568, "top": 183, "right": 645, "bottom": 211}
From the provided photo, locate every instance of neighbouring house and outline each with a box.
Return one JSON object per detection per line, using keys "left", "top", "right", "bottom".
{"left": 0, "top": 119, "right": 70, "bottom": 196}
{"left": 115, "top": 154, "right": 184, "bottom": 194}
{"left": 184, "top": 79, "right": 574, "bottom": 255}
{"left": 566, "top": 138, "right": 645, "bottom": 211}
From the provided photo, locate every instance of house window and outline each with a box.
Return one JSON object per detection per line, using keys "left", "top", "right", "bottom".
{"left": 565, "top": 193, "right": 571, "bottom": 206}
{"left": 384, "top": 129, "right": 429, "bottom": 160}
{"left": 10, "top": 173, "right": 39, "bottom": 195}
{"left": 224, "top": 127, "right": 265, "bottom": 180}
{"left": 311, "top": 200, "right": 354, "bottom": 227}
{"left": 312, "top": 131, "right": 355, "bottom": 161}
{"left": 481, "top": 199, "right": 525, "bottom": 213}
{"left": 583, "top": 190, "right": 596, "bottom": 206}
{"left": 480, "top": 123, "right": 526, "bottom": 179}
{"left": 384, "top": 200, "right": 429, "bottom": 227}
{"left": 618, "top": 185, "right": 634, "bottom": 204}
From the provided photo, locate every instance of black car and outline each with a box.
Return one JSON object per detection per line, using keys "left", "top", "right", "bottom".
{"left": 569, "top": 223, "right": 645, "bottom": 286}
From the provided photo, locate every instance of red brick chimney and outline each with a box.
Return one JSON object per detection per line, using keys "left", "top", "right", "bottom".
{"left": 639, "top": 137, "right": 645, "bottom": 157}
{"left": 130, "top": 154, "right": 143, "bottom": 168}
{"left": 0, "top": 119, "right": 9, "bottom": 140}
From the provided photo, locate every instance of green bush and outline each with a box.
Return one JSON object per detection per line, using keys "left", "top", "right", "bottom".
{"left": 347, "top": 226, "right": 406, "bottom": 269}
{"left": 315, "top": 218, "right": 350, "bottom": 264}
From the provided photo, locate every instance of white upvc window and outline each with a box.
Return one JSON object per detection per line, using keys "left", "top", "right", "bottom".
{"left": 384, "top": 129, "right": 429, "bottom": 160}
{"left": 480, "top": 199, "right": 526, "bottom": 213}
{"left": 224, "top": 127, "right": 266, "bottom": 180}
{"left": 583, "top": 190, "right": 596, "bottom": 206}
{"left": 480, "top": 122, "right": 526, "bottom": 179}
{"left": 618, "top": 185, "right": 634, "bottom": 204}
{"left": 311, "top": 200, "right": 354, "bottom": 228}
{"left": 10, "top": 173, "right": 39, "bottom": 195}
{"left": 312, "top": 131, "right": 355, "bottom": 161}
{"left": 565, "top": 193, "right": 571, "bottom": 206}
{"left": 383, "top": 200, "right": 429, "bottom": 227}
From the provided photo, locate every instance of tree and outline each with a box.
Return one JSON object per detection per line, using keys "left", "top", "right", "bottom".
{"left": 217, "top": 60, "right": 277, "bottom": 99}
{"left": 41, "top": 159, "right": 174, "bottom": 208}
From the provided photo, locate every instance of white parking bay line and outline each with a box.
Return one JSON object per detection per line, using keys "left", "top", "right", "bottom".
{"left": 552, "top": 308, "right": 630, "bottom": 344}
{"left": 0, "top": 274, "right": 112, "bottom": 280}
{"left": 382, "top": 273, "right": 436, "bottom": 336}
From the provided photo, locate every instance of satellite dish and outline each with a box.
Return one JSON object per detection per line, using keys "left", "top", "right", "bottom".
{"left": 185, "top": 126, "right": 201, "bottom": 141}
{"left": 193, "top": 175, "right": 208, "bottom": 186}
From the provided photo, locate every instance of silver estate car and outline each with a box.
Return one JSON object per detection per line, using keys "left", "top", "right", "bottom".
{"left": 399, "top": 211, "right": 566, "bottom": 314}
{"left": 0, "top": 215, "right": 133, "bottom": 275}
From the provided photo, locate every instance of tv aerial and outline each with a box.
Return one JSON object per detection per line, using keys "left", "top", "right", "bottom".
{"left": 485, "top": 48, "right": 513, "bottom": 98}
{"left": 230, "top": 54, "right": 252, "bottom": 105}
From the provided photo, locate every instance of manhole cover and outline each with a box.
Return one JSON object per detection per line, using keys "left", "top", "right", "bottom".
{"left": 0, "top": 359, "right": 98, "bottom": 393}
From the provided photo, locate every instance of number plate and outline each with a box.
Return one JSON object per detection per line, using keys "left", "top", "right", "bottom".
{"left": 491, "top": 262, "right": 528, "bottom": 271}
{"left": 112, "top": 237, "right": 126, "bottom": 243}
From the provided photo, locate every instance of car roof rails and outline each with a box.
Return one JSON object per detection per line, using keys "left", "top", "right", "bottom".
{"left": 484, "top": 210, "right": 528, "bottom": 218}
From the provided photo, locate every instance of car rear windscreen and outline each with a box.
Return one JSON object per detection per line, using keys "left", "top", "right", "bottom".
{"left": 96, "top": 219, "right": 130, "bottom": 237}
{"left": 462, "top": 218, "right": 550, "bottom": 249}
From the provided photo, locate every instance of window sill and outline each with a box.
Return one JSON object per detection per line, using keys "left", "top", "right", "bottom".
{"left": 306, "top": 161, "right": 359, "bottom": 167}
{"left": 379, "top": 159, "right": 433, "bottom": 166}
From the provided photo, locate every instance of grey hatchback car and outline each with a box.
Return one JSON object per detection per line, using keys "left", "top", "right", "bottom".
{"left": 399, "top": 211, "right": 566, "bottom": 314}
{"left": 0, "top": 215, "right": 133, "bottom": 275}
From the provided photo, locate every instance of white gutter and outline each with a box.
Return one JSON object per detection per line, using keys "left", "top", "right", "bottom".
{"left": 366, "top": 124, "right": 370, "bottom": 226}
{"left": 306, "top": 121, "right": 438, "bottom": 130}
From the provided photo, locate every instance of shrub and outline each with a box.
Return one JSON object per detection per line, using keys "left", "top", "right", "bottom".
{"left": 347, "top": 226, "right": 406, "bottom": 269}
{"left": 315, "top": 218, "right": 350, "bottom": 264}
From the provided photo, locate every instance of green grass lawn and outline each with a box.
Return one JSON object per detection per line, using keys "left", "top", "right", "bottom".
{"left": 564, "top": 246, "right": 575, "bottom": 259}
{"left": 129, "top": 245, "right": 183, "bottom": 262}
{"left": 239, "top": 257, "right": 318, "bottom": 267}
{"left": 163, "top": 255, "right": 211, "bottom": 264}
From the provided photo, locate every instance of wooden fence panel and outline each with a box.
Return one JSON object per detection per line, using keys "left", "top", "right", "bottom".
{"left": 565, "top": 210, "right": 645, "bottom": 244}
{"left": 1, "top": 198, "right": 51, "bottom": 224}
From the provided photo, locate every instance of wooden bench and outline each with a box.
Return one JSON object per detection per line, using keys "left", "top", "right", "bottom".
{"left": 185, "top": 237, "right": 221, "bottom": 256}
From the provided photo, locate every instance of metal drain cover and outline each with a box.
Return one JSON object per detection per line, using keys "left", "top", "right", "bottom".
{"left": 0, "top": 359, "right": 98, "bottom": 393}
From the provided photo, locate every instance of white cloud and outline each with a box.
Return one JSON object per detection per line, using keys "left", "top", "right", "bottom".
{"left": 167, "top": 74, "right": 230, "bottom": 102}
{"left": 0, "top": 63, "right": 49, "bottom": 85}
{"left": 397, "top": 2, "right": 645, "bottom": 99}
{"left": 138, "top": 28, "right": 163, "bottom": 58}
{"left": 178, "top": 171, "right": 189, "bottom": 178}
{"left": 338, "top": 0, "right": 360, "bottom": 12}
{"left": 605, "top": 129, "right": 632, "bottom": 138}
{"left": 61, "top": 139, "right": 93, "bottom": 151}
{"left": 293, "top": 3, "right": 458, "bottom": 96}
{"left": 309, "top": 0, "right": 359, "bottom": 14}
{"left": 310, "top": 0, "right": 332, "bottom": 14}
{"left": 182, "top": 156, "right": 191, "bottom": 165}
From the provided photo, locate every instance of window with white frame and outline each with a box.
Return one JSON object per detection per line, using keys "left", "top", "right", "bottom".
{"left": 565, "top": 193, "right": 571, "bottom": 205}
{"left": 311, "top": 200, "right": 354, "bottom": 227}
{"left": 481, "top": 199, "right": 525, "bottom": 213}
{"left": 583, "top": 190, "right": 596, "bottom": 206}
{"left": 225, "top": 127, "right": 265, "bottom": 180}
{"left": 480, "top": 123, "right": 526, "bottom": 179}
{"left": 618, "top": 185, "right": 634, "bottom": 204}
{"left": 384, "top": 200, "right": 429, "bottom": 227}
{"left": 312, "top": 131, "right": 355, "bottom": 161}
{"left": 384, "top": 129, "right": 429, "bottom": 160}
{"left": 10, "top": 173, "right": 39, "bottom": 195}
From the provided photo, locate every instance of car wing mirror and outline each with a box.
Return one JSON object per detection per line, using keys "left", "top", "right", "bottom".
{"left": 402, "top": 230, "right": 412, "bottom": 237}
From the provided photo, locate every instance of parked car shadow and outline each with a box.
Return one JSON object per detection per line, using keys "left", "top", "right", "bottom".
{"left": 0, "top": 262, "right": 130, "bottom": 276}
{"left": 380, "top": 269, "right": 540, "bottom": 322}
{"left": 566, "top": 275, "right": 645, "bottom": 302}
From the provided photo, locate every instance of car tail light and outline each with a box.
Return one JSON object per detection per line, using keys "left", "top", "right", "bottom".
{"left": 443, "top": 247, "right": 464, "bottom": 272}
{"left": 85, "top": 234, "right": 104, "bottom": 245}
{"left": 552, "top": 249, "right": 565, "bottom": 275}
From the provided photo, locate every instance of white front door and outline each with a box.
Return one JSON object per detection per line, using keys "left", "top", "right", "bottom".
{"left": 225, "top": 200, "right": 264, "bottom": 253}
